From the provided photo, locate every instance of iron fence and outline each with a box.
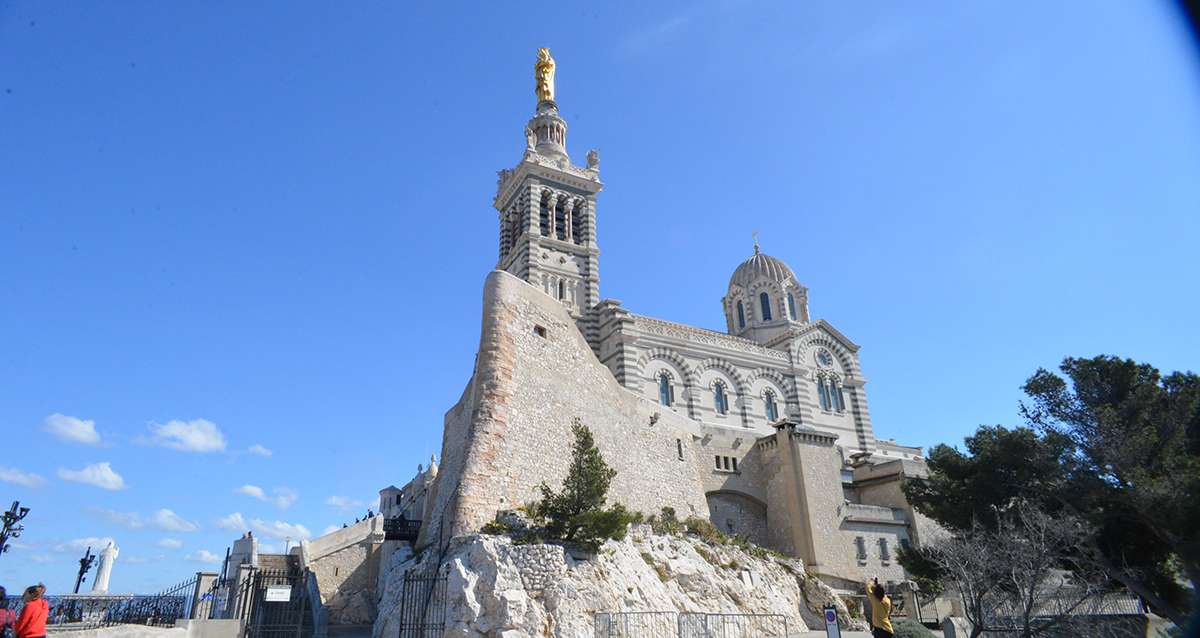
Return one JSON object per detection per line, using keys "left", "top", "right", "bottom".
{"left": 236, "top": 569, "right": 313, "bottom": 638}
{"left": 7, "top": 575, "right": 199, "bottom": 630}
{"left": 678, "top": 613, "right": 790, "bottom": 638}
{"left": 595, "top": 612, "right": 791, "bottom": 638}
{"left": 397, "top": 563, "right": 447, "bottom": 638}
{"left": 594, "top": 611, "right": 678, "bottom": 638}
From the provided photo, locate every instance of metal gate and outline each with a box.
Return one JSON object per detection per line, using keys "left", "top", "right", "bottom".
{"left": 397, "top": 564, "right": 447, "bottom": 638}
{"left": 236, "top": 569, "right": 312, "bottom": 638}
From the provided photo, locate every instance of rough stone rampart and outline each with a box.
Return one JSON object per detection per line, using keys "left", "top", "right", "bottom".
{"left": 425, "top": 271, "right": 710, "bottom": 549}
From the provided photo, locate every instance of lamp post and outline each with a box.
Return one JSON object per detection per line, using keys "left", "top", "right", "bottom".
{"left": 0, "top": 500, "right": 31, "bottom": 560}
{"left": 74, "top": 546, "right": 97, "bottom": 594}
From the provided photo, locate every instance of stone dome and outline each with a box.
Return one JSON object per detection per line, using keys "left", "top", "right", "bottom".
{"left": 728, "top": 246, "right": 798, "bottom": 291}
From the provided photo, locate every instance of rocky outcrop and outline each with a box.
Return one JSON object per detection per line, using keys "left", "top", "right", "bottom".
{"left": 374, "top": 526, "right": 867, "bottom": 638}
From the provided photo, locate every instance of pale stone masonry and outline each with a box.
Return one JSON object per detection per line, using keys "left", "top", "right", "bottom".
{"left": 406, "top": 54, "right": 935, "bottom": 593}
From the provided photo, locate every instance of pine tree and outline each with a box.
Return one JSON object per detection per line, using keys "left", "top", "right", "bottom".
{"left": 533, "top": 418, "right": 633, "bottom": 549}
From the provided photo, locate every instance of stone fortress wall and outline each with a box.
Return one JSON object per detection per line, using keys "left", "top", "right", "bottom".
{"left": 418, "top": 270, "right": 712, "bottom": 550}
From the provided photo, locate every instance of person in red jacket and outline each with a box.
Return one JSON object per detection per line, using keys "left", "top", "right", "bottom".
{"left": 14, "top": 585, "right": 47, "bottom": 638}
{"left": 0, "top": 586, "right": 17, "bottom": 636}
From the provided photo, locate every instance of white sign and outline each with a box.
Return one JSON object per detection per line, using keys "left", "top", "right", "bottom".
{"left": 264, "top": 586, "right": 291, "bottom": 603}
{"left": 823, "top": 605, "right": 841, "bottom": 638}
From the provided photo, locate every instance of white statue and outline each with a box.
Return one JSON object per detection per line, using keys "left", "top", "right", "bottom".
{"left": 587, "top": 149, "right": 600, "bottom": 170}
{"left": 91, "top": 542, "right": 119, "bottom": 593}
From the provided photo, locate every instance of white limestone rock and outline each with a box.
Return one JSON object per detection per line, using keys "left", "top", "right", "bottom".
{"left": 373, "top": 527, "right": 867, "bottom": 638}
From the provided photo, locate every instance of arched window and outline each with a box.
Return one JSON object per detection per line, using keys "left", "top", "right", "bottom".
{"left": 832, "top": 379, "right": 846, "bottom": 412}
{"left": 787, "top": 292, "right": 797, "bottom": 320}
{"left": 658, "top": 372, "right": 674, "bottom": 407}
{"left": 764, "top": 390, "right": 778, "bottom": 422}
{"left": 714, "top": 382, "right": 729, "bottom": 415}
{"left": 759, "top": 292, "right": 773, "bottom": 321}
{"left": 557, "top": 279, "right": 565, "bottom": 300}
{"left": 539, "top": 194, "right": 551, "bottom": 236}
{"left": 736, "top": 301, "right": 746, "bottom": 329}
{"left": 817, "top": 378, "right": 831, "bottom": 411}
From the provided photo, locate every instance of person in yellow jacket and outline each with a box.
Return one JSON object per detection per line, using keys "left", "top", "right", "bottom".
{"left": 866, "top": 578, "right": 894, "bottom": 638}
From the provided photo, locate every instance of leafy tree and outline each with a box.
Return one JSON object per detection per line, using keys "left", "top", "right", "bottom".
{"left": 1022, "top": 356, "right": 1199, "bottom": 615}
{"left": 920, "top": 502, "right": 1116, "bottom": 638}
{"left": 531, "top": 418, "right": 635, "bottom": 550}
{"left": 903, "top": 355, "right": 1199, "bottom": 626}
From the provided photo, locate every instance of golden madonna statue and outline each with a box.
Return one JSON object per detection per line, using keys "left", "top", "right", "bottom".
{"left": 535, "top": 48, "right": 556, "bottom": 103}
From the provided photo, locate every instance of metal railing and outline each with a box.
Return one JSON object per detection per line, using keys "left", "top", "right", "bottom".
{"left": 384, "top": 516, "right": 421, "bottom": 542}
{"left": 595, "top": 612, "right": 791, "bottom": 638}
{"left": 8, "top": 575, "right": 199, "bottom": 630}
{"left": 595, "top": 612, "right": 678, "bottom": 638}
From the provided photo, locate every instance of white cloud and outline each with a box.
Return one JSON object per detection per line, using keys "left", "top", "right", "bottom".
{"left": 151, "top": 509, "right": 199, "bottom": 532}
{"left": 44, "top": 413, "right": 101, "bottom": 445}
{"left": 30, "top": 554, "right": 57, "bottom": 564}
{"left": 56, "top": 537, "right": 116, "bottom": 553}
{"left": 123, "top": 555, "right": 154, "bottom": 564}
{"left": 272, "top": 488, "right": 298, "bottom": 510}
{"left": 250, "top": 519, "right": 312, "bottom": 541}
{"left": 0, "top": 466, "right": 47, "bottom": 488}
{"left": 325, "top": 495, "right": 367, "bottom": 512}
{"left": 216, "top": 512, "right": 249, "bottom": 531}
{"left": 236, "top": 485, "right": 297, "bottom": 510}
{"left": 236, "top": 485, "right": 267, "bottom": 500}
{"left": 149, "top": 419, "right": 226, "bottom": 453}
{"left": 215, "top": 512, "right": 309, "bottom": 540}
{"left": 57, "top": 462, "right": 126, "bottom": 490}
{"left": 247, "top": 444, "right": 272, "bottom": 457}
{"left": 186, "top": 549, "right": 221, "bottom": 564}
{"left": 88, "top": 508, "right": 197, "bottom": 532}
{"left": 90, "top": 507, "right": 144, "bottom": 529}
{"left": 157, "top": 538, "right": 183, "bottom": 549}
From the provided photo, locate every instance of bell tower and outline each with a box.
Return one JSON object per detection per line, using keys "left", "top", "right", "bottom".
{"left": 493, "top": 48, "right": 603, "bottom": 323}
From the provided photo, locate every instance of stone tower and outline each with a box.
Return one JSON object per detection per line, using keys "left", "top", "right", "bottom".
{"left": 493, "top": 49, "right": 603, "bottom": 327}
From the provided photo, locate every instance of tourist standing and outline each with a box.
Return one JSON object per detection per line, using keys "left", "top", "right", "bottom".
{"left": 14, "top": 585, "right": 47, "bottom": 638}
{"left": 0, "top": 586, "right": 16, "bottom": 638}
{"left": 865, "top": 578, "right": 894, "bottom": 638}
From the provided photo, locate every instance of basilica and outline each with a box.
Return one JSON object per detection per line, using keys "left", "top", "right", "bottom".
{"left": 370, "top": 50, "right": 939, "bottom": 595}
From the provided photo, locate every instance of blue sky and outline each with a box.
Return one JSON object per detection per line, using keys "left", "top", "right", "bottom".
{"left": 1, "top": 1, "right": 1197, "bottom": 593}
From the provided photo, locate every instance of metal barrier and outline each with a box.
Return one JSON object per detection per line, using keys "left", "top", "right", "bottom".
{"left": 8, "top": 575, "right": 199, "bottom": 630}
{"left": 595, "top": 612, "right": 791, "bottom": 638}
{"left": 397, "top": 564, "right": 447, "bottom": 638}
{"left": 594, "top": 611, "right": 679, "bottom": 638}
{"left": 384, "top": 516, "right": 422, "bottom": 543}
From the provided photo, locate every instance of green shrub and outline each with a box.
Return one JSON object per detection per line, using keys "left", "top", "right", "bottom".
{"left": 479, "top": 520, "right": 512, "bottom": 535}
{"left": 683, "top": 516, "right": 725, "bottom": 544}
{"left": 693, "top": 545, "right": 717, "bottom": 565}
{"left": 569, "top": 503, "right": 638, "bottom": 551}
{"left": 639, "top": 551, "right": 670, "bottom": 582}
{"left": 526, "top": 419, "right": 636, "bottom": 551}
{"left": 649, "top": 506, "right": 683, "bottom": 535}
{"left": 890, "top": 618, "right": 935, "bottom": 638}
